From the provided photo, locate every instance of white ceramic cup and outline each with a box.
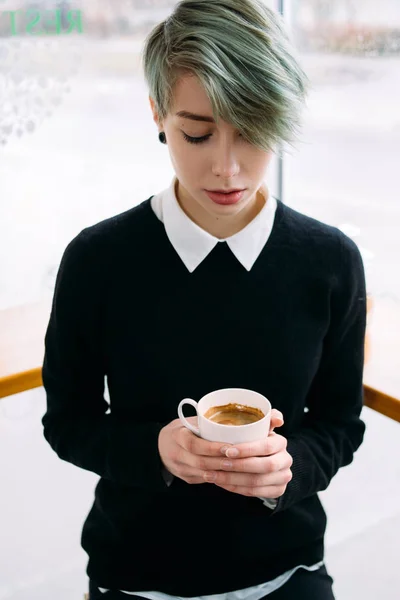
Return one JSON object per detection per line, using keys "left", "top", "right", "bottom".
{"left": 177, "top": 388, "right": 271, "bottom": 444}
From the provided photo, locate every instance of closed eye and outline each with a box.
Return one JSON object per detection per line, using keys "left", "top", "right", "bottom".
{"left": 182, "top": 132, "right": 245, "bottom": 145}
{"left": 182, "top": 132, "right": 211, "bottom": 144}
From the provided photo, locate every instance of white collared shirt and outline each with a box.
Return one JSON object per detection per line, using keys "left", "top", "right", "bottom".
{"left": 99, "top": 177, "right": 323, "bottom": 597}
{"left": 150, "top": 176, "right": 277, "bottom": 273}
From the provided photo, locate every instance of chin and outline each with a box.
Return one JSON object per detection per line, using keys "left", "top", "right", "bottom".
{"left": 208, "top": 199, "right": 247, "bottom": 214}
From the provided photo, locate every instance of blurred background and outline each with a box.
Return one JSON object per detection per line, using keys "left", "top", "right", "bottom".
{"left": 0, "top": 1, "right": 399, "bottom": 599}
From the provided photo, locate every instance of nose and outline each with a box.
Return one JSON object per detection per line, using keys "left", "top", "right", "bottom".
{"left": 211, "top": 138, "right": 240, "bottom": 179}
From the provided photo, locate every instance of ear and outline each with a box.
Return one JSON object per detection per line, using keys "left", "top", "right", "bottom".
{"left": 149, "top": 96, "right": 162, "bottom": 128}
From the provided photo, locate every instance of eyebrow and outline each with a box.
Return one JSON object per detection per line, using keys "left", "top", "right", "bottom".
{"left": 175, "top": 110, "right": 215, "bottom": 123}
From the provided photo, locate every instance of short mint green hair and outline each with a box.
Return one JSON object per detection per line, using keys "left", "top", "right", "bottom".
{"left": 142, "top": 0, "right": 308, "bottom": 152}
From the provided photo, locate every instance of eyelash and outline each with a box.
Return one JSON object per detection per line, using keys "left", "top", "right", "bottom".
{"left": 182, "top": 132, "right": 245, "bottom": 145}
{"left": 182, "top": 132, "right": 211, "bottom": 145}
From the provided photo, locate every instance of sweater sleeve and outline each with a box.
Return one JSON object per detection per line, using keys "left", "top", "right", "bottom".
{"left": 41, "top": 231, "right": 169, "bottom": 491}
{"left": 273, "top": 233, "right": 367, "bottom": 514}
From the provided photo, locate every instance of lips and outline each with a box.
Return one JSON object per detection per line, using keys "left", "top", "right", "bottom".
{"left": 209, "top": 189, "right": 244, "bottom": 194}
{"left": 205, "top": 189, "right": 246, "bottom": 205}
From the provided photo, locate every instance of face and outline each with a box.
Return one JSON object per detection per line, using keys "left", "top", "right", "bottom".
{"left": 150, "top": 73, "right": 274, "bottom": 237}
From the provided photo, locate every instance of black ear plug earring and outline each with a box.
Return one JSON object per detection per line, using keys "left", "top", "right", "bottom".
{"left": 158, "top": 131, "right": 167, "bottom": 144}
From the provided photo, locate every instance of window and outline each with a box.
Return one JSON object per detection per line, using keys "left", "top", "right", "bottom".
{"left": 0, "top": 0, "right": 280, "bottom": 310}
{"left": 283, "top": 0, "right": 400, "bottom": 304}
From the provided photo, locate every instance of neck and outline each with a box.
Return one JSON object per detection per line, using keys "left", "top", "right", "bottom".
{"left": 176, "top": 181, "right": 267, "bottom": 239}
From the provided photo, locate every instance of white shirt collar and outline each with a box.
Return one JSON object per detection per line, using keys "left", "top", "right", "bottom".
{"left": 151, "top": 176, "right": 277, "bottom": 273}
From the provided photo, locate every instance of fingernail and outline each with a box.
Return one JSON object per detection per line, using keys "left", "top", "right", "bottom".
{"left": 204, "top": 472, "right": 216, "bottom": 482}
{"left": 220, "top": 446, "right": 230, "bottom": 455}
{"left": 222, "top": 460, "right": 232, "bottom": 469}
{"left": 226, "top": 448, "right": 239, "bottom": 458}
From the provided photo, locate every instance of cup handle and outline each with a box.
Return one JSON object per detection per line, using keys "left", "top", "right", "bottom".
{"left": 178, "top": 399, "right": 201, "bottom": 436}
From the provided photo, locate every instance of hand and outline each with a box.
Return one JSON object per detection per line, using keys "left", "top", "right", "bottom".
{"left": 158, "top": 409, "right": 287, "bottom": 489}
{"left": 207, "top": 430, "right": 293, "bottom": 499}
{"left": 202, "top": 410, "right": 292, "bottom": 499}
{"left": 158, "top": 416, "right": 236, "bottom": 484}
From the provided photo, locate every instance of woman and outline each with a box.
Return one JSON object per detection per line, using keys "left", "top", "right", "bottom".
{"left": 41, "top": 1, "right": 367, "bottom": 599}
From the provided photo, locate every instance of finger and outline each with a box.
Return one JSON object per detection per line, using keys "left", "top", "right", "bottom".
{"left": 205, "top": 467, "right": 292, "bottom": 488}
{"left": 217, "top": 451, "right": 292, "bottom": 474}
{"left": 174, "top": 446, "right": 235, "bottom": 472}
{"left": 171, "top": 455, "right": 210, "bottom": 483}
{"left": 178, "top": 423, "right": 235, "bottom": 457}
{"left": 223, "top": 432, "right": 287, "bottom": 459}
{"left": 215, "top": 483, "right": 289, "bottom": 498}
{"left": 176, "top": 466, "right": 207, "bottom": 484}
{"left": 184, "top": 416, "right": 199, "bottom": 426}
{"left": 178, "top": 470, "right": 207, "bottom": 485}
{"left": 177, "top": 447, "right": 291, "bottom": 475}
{"left": 269, "top": 409, "right": 284, "bottom": 432}
{"left": 184, "top": 476, "right": 206, "bottom": 484}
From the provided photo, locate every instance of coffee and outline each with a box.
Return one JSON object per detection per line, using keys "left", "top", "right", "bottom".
{"left": 178, "top": 389, "right": 271, "bottom": 443}
{"left": 204, "top": 403, "right": 265, "bottom": 426}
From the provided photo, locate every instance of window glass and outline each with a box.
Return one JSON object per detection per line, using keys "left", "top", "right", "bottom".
{"left": 284, "top": 0, "right": 400, "bottom": 303}
{"left": 0, "top": 0, "right": 280, "bottom": 310}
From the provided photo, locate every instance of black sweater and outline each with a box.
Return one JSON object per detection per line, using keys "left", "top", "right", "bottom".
{"left": 42, "top": 197, "right": 367, "bottom": 596}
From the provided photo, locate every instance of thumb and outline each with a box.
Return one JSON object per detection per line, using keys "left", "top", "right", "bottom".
{"left": 269, "top": 409, "right": 284, "bottom": 433}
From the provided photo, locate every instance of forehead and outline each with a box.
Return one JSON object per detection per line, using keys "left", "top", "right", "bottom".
{"left": 170, "top": 74, "right": 238, "bottom": 131}
{"left": 171, "top": 74, "right": 213, "bottom": 117}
